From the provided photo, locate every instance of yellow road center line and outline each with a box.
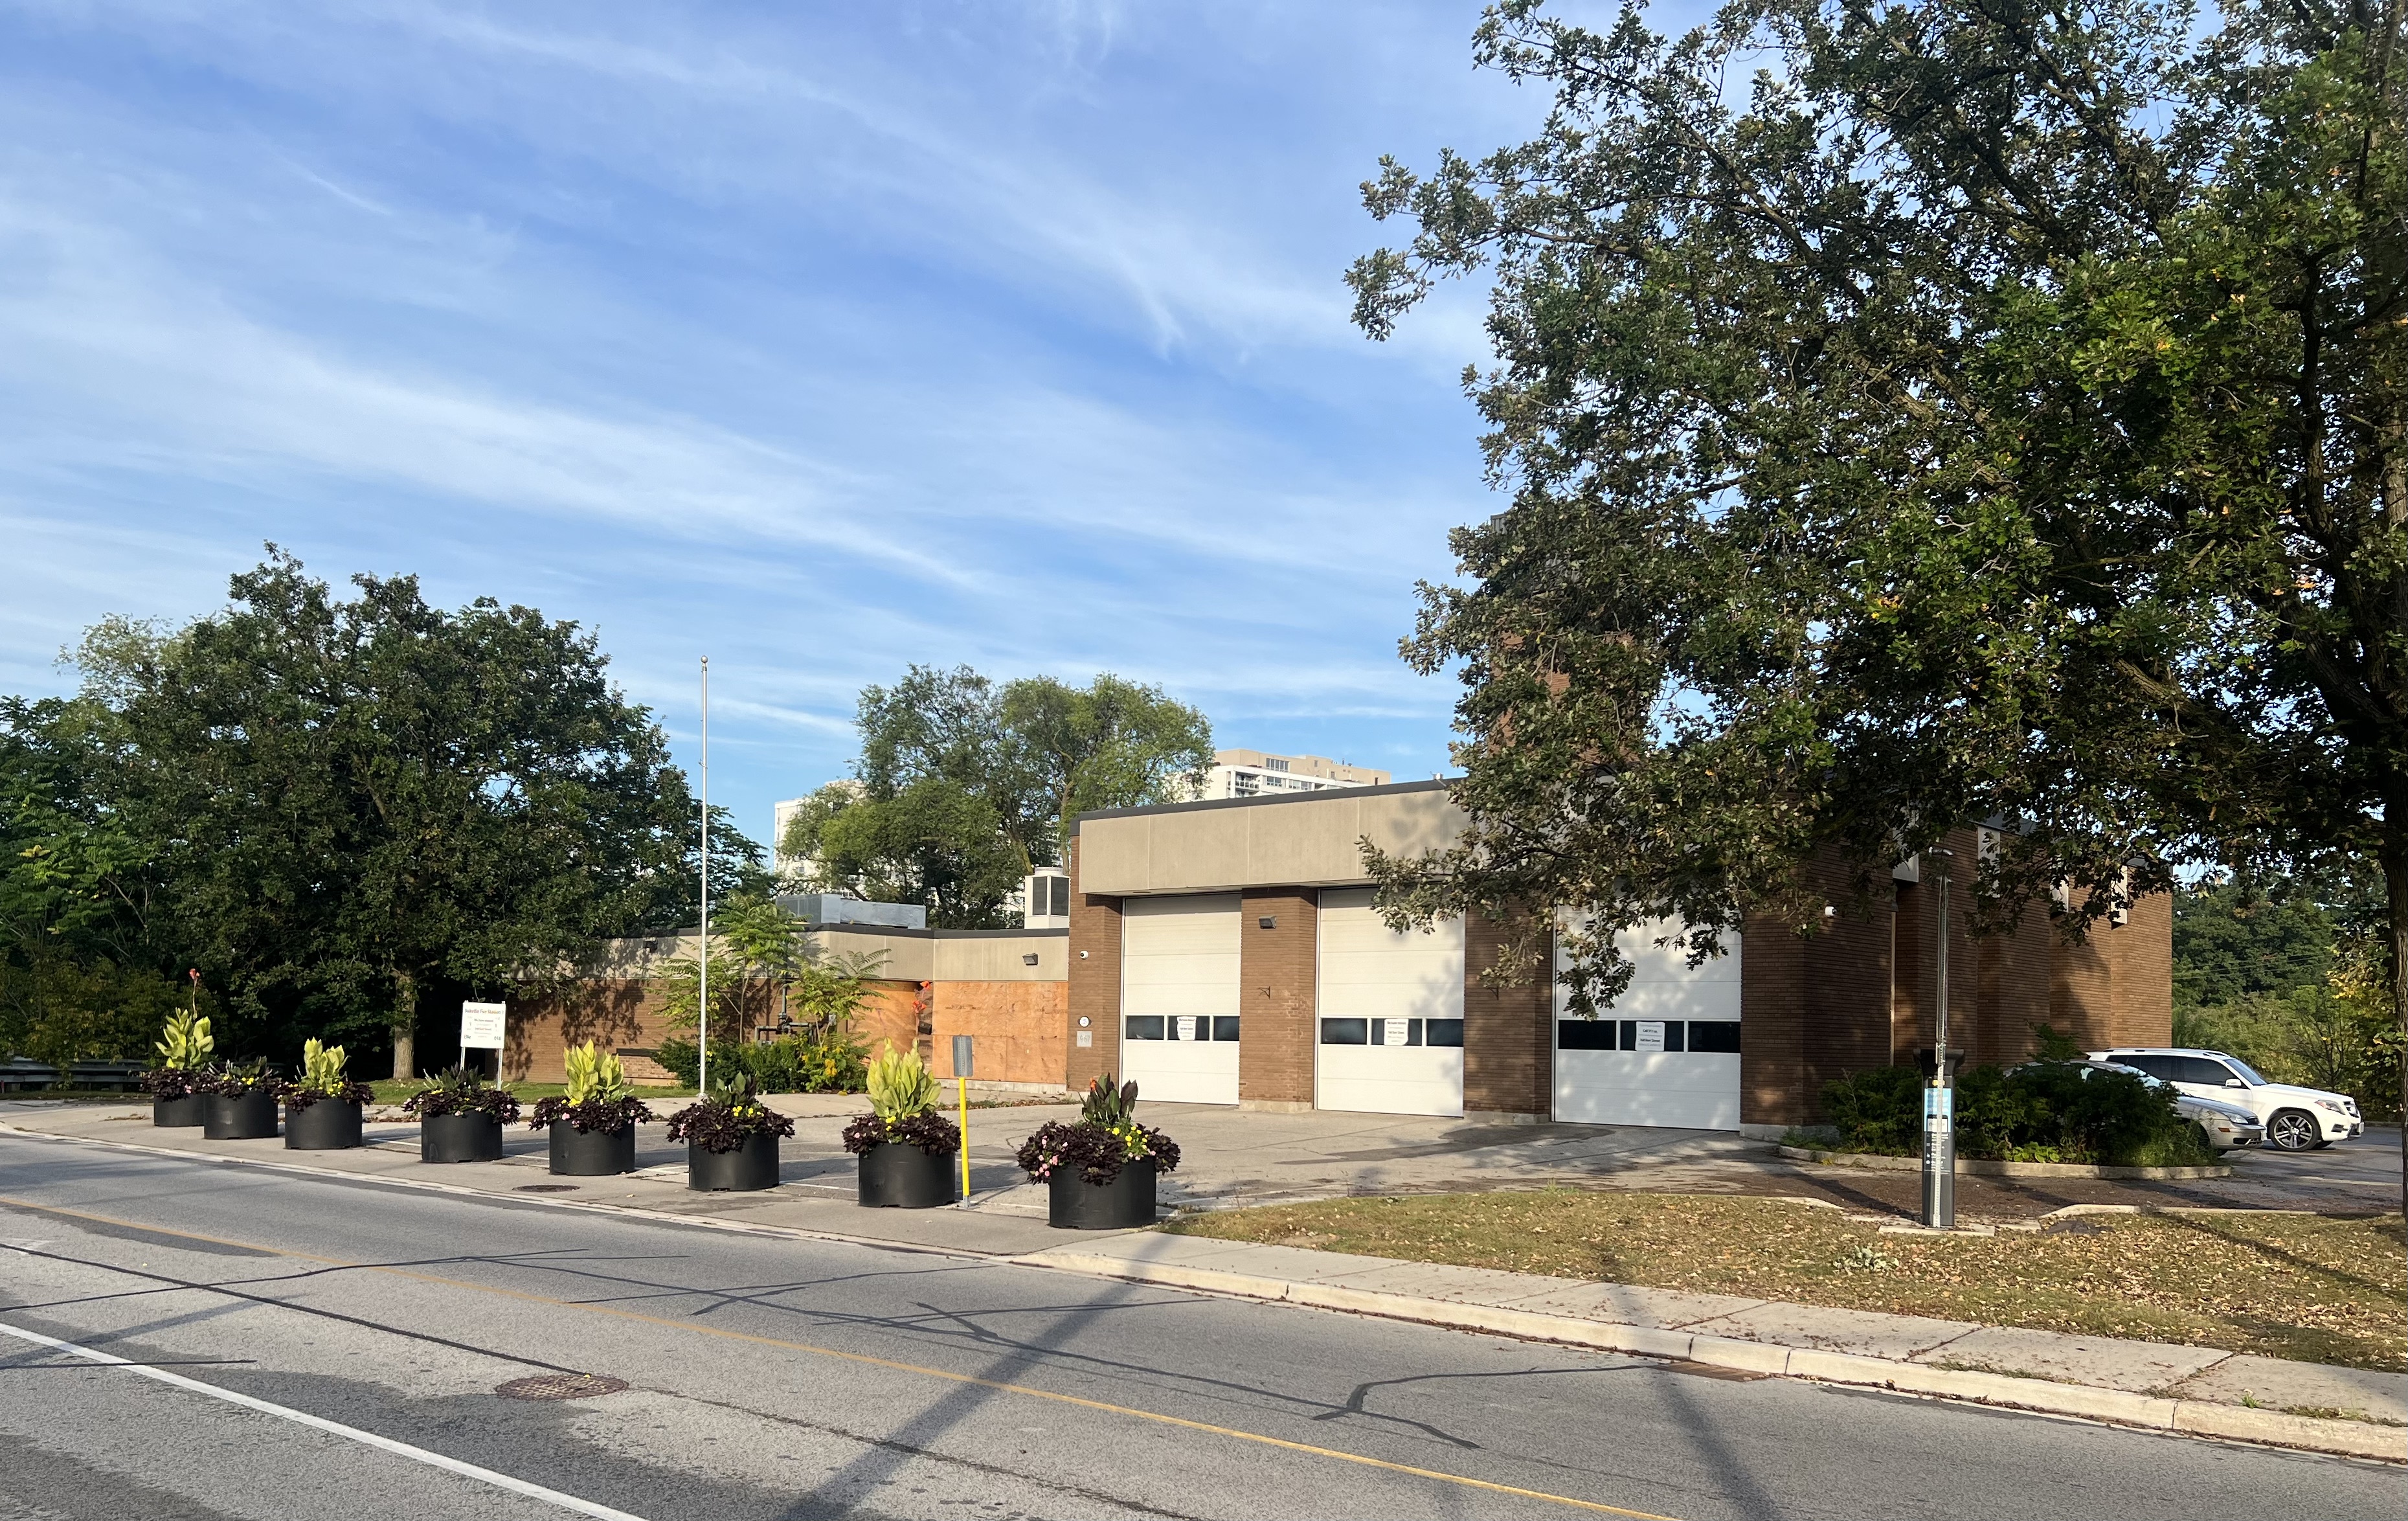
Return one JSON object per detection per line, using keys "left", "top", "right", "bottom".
{"left": 0, "top": 1195, "right": 1678, "bottom": 1520}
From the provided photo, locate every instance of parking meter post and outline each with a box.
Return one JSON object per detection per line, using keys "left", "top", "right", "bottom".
{"left": 1922, "top": 849, "right": 1956, "bottom": 1230}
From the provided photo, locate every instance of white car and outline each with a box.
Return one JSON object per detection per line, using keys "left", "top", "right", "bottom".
{"left": 2092, "top": 1047, "right": 2363, "bottom": 1152}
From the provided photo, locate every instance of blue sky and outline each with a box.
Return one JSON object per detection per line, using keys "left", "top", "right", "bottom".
{"left": 1, "top": 1, "right": 1652, "bottom": 849}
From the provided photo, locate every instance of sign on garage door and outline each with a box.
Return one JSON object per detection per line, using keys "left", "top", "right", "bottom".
{"left": 1553, "top": 915, "right": 1741, "bottom": 1130}
{"left": 1120, "top": 895, "right": 1241, "bottom": 1105}
{"left": 1316, "top": 888, "right": 1464, "bottom": 1117}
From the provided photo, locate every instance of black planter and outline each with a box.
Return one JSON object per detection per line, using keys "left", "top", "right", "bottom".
{"left": 857, "top": 1141, "right": 956, "bottom": 1208}
{"left": 548, "top": 1122, "right": 636, "bottom": 1176}
{"left": 152, "top": 1094, "right": 205, "bottom": 1127}
{"left": 203, "top": 1089, "right": 278, "bottom": 1140}
{"left": 284, "top": 1098, "right": 363, "bottom": 1151}
{"left": 688, "top": 1132, "right": 779, "bottom": 1192}
{"left": 1047, "top": 1158, "right": 1157, "bottom": 1230}
{"left": 422, "top": 1112, "right": 504, "bottom": 1163}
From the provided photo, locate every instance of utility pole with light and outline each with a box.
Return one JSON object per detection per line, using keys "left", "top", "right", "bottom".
{"left": 1921, "top": 846, "right": 1957, "bottom": 1229}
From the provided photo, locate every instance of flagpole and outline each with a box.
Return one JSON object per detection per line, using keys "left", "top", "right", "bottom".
{"left": 699, "top": 656, "right": 710, "bottom": 1101}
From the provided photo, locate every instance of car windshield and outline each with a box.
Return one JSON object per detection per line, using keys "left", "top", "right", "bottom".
{"left": 2215, "top": 1055, "right": 2267, "bottom": 1087}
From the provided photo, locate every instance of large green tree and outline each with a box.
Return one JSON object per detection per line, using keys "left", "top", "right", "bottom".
{"left": 78, "top": 550, "right": 730, "bottom": 1075}
{"left": 793, "top": 665, "right": 1213, "bottom": 925}
{"left": 1348, "top": 0, "right": 2405, "bottom": 1145}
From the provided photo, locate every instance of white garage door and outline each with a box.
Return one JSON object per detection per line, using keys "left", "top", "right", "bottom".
{"left": 1315, "top": 888, "right": 1464, "bottom": 1117}
{"left": 1553, "top": 915, "right": 1741, "bottom": 1130}
{"left": 1120, "top": 895, "right": 1241, "bottom": 1105}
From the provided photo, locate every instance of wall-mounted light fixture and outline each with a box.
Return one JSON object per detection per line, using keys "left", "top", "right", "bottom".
{"left": 1259, "top": 915, "right": 1277, "bottom": 930}
{"left": 1079, "top": 950, "right": 1089, "bottom": 959}
{"left": 1022, "top": 952, "right": 1040, "bottom": 966}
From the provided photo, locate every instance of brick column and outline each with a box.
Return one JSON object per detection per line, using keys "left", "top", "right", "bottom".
{"left": 1066, "top": 837, "right": 1123, "bottom": 1092}
{"left": 1740, "top": 912, "right": 1807, "bottom": 1127}
{"left": 1239, "top": 888, "right": 1316, "bottom": 1110}
{"left": 1464, "top": 909, "right": 1550, "bottom": 1119}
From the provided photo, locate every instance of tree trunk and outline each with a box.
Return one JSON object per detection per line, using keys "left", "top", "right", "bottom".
{"left": 390, "top": 967, "right": 418, "bottom": 1082}
{"left": 2388, "top": 848, "right": 2405, "bottom": 1222}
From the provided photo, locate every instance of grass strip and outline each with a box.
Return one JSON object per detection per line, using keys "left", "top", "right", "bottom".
{"left": 1171, "top": 1191, "right": 2405, "bottom": 1371}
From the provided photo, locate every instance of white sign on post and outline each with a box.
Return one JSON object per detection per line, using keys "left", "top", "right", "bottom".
{"left": 460, "top": 1002, "right": 507, "bottom": 1048}
{"left": 458, "top": 1000, "right": 506, "bottom": 1077}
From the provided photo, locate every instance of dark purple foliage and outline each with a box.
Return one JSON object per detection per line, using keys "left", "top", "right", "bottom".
{"left": 528, "top": 1095, "right": 653, "bottom": 1134}
{"left": 842, "top": 1111, "right": 961, "bottom": 1157}
{"left": 666, "top": 1098, "right": 796, "bottom": 1153}
{"left": 1014, "top": 1120, "right": 1180, "bottom": 1186}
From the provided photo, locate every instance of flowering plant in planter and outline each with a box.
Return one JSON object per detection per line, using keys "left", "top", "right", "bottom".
{"left": 402, "top": 1065, "right": 522, "bottom": 1123}
{"left": 841, "top": 1044, "right": 960, "bottom": 1158}
{"left": 666, "top": 1072, "right": 796, "bottom": 1153}
{"left": 140, "top": 1009, "right": 214, "bottom": 1099}
{"left": 199, "top": 1057, "right": 277, "bottom": 1098}
{"left": 280, "top": 1039, "right": 373, "bottom": 1110}
{"left": 528, "top": 1042, "right": 652, "bottom": 1134}
{"left": 1016, "top": 1076, "right": 1180, "bottom": 1186}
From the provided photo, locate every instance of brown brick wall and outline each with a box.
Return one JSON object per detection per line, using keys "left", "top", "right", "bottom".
{"left": 1066, "top": 838, "right": 1123, "bottom": 1093}
{"left": 505, "top": 980, "right": 664, "bottom": 1085}
{"left": 931, "top": 980, "right": 1068, "bottom": 1085}
{"left": 1239, "top": 889, "right": 1318, "bottom": 1107}
{"left": 1740, "top": 912, "right": 1808, "bottom": 1126}
{"left": 1464, "top": 909, "right": 1551, "bottom": 1115}
{"left": 2051, "top": 886, "right": 2174, "bottom": 1051}
{"left": 1975, "top": 908, "right": 2056, "bottom": 1067}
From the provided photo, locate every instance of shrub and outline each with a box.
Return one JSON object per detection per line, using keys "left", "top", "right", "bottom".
{"left": 1817, "top": 1062, "right": 2216, "bottom": 1167}
{"left": 531, "top": 1044, "right": 650, "bottom": 1134}
{"left": 282, "top": 1038, "right": 372, "bottom": 1110}
{"left": 655, "top": 1033, "right": 868, "bottom": 1094}
{"left": 842, "top": 1109, "right": 960, "bottom": 1157}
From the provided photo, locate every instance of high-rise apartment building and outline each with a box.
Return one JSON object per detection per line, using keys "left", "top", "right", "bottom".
{"left": 1180, "top": 749, "right": 1390, "bottom": 802}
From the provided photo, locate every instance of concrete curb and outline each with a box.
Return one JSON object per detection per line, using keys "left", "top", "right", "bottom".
{"left": 1020, "top": 1250, "right": 2405, "bottom": 1464}
{"left": 1775, "top": 1145, "right": 2232, "bottom": 1180}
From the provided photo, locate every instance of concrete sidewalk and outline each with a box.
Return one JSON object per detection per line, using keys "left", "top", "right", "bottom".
{"left": 5, "top": 1100, "right": 2400, "bottom": 1463}
{"left": 1021, "top": 1228, "right": 2407, "bottom": 1463}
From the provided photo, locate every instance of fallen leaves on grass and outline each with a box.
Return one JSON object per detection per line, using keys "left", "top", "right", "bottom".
{"left": 1171, "top": 1192, "right": 2406, "bottom": 1371}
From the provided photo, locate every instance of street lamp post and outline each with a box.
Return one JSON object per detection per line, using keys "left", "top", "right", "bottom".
{"left": 698, "top": 656, "right": 710, "bottom": 1103}
{"left": 1922, "top": 846, "right": 1956, "bottom": 1230}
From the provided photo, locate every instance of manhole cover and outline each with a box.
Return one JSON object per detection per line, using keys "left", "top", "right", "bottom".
{"left": 513, "top": 1184, "right": 578, "bottom": 1193}
{"left": 496, "top": 1373, "right": 627, "bottom": 1401}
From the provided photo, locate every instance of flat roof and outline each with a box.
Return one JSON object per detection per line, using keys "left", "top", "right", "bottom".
{"left": 1072, "top": 776, "right": 1454, "bottom": 832}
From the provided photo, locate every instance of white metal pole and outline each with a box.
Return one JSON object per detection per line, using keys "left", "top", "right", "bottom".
{"left": 699, "top": 656, "right": 710, "bottom": 1100}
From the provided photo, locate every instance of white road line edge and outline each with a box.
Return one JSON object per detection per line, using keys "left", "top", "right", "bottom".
{"left": 0, "top": 1316, "right": 648, "bottom": 1521}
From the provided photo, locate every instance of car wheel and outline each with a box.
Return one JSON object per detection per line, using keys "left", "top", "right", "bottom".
{"left": 2265, "top": 1109, "right": 2319, "bottom": 1151}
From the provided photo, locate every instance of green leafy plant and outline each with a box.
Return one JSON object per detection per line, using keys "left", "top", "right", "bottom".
{"left": 155, "top": 1008, "right": 213, "bottom": 1070}
{"left": 1819, "top": 1062, "right": 2216, "bottom": 1167}
{"left": 530, "top": 1039, "right": 651, "bottom": 1133}
{"left": 201, "top": 1057, "right": 275, "bottom": 1096}
{"left": 867, "top": 1042, "right": 937, "bottom": 1122}
{"left": 563, "top": 1040, "right": 631, "bottom": 1105}
{"left": 282, "top": 1037, "right": 372, "bottom": 1109}
{"left": 843, "top": 1042, "right": 959, "bottom": 1157}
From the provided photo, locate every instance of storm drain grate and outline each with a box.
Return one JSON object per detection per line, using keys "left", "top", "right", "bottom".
{"left": 496, "top": 1373, "right": 627, "bottom": 1401}
{"left": 513, "top": 1183, "right": 579, "bottom": 1193}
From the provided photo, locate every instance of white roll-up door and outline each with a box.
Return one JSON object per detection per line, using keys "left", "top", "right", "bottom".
{"left": 1119, "top": 895, "right": 1241, "bottom": 1105}
{"left": 1552, "top": 914, "right": 1741, "bottom": 1129}
{"left": 1314, "top": 888, "right": 1464, "bottom": 1117}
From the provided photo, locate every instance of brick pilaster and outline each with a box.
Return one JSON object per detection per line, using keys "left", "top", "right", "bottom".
{"left": 1239, "top": 888, "right": 1316, "bottom": 1107}
{"left": 1066, "top": 837, "right": 1123, "bottom": 1093}
{"left": 1464, "top": 909, "right": 1550, "bottom": 1116}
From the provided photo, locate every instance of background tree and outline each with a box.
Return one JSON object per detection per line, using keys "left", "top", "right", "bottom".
{"left": 0, "top": 696, "right": 192, "bottom": 1068}
{"left": 788, "top": 665, "right": 1213, "bottom": 925}
{"left": 75, "top": 550, "right": 732, "bottom": 1075}
{"left": 1346, "top": 0, "right": 2405, "bottom": 1166}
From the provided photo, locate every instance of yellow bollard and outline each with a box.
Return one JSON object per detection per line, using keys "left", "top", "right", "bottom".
{"left": 957, "top": 1076, "right": 971, "bottom": 1205}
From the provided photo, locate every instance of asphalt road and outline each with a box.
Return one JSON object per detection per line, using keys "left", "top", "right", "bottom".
{"left": 0, "top": 1132, "right": 2394, "bottom": 1521}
